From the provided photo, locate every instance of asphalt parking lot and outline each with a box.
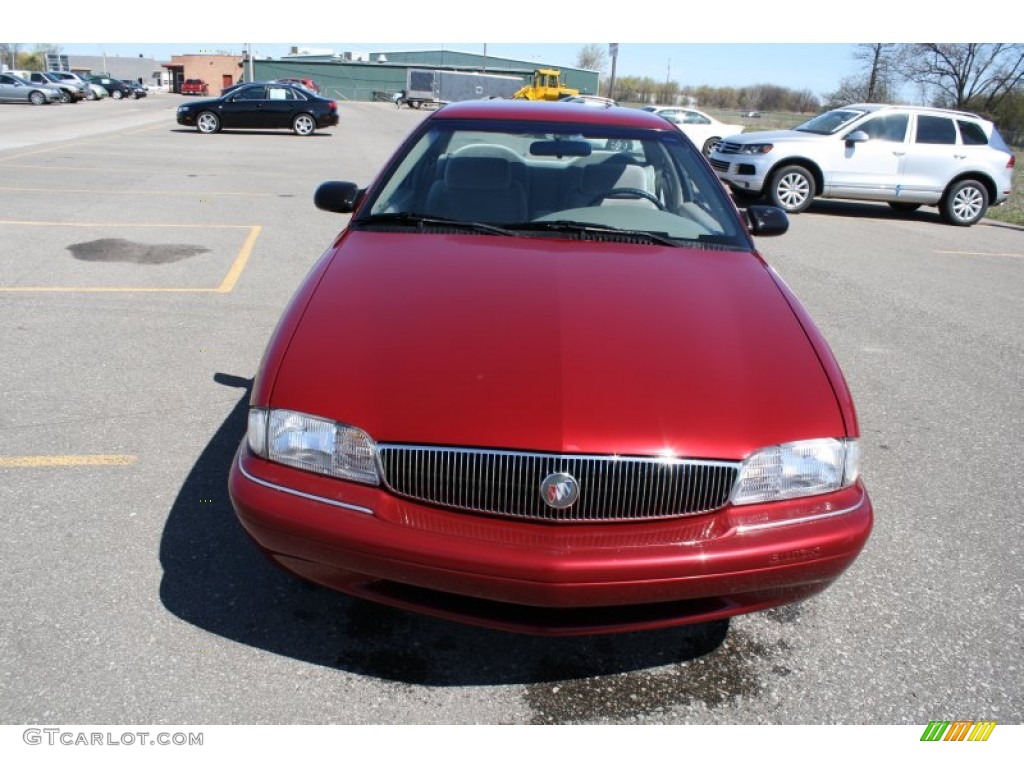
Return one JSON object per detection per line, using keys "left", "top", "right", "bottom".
{"left": 0, "top": 93, "right": 1021, "bottom": 728}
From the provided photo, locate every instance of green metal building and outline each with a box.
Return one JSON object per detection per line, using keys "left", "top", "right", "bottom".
{"left": 252, "top": 49, "right": 600, "bottom": 102}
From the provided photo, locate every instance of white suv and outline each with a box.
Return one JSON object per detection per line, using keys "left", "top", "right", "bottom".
{"left": 709, "top": 104, "right": 1015, "bottom": 226}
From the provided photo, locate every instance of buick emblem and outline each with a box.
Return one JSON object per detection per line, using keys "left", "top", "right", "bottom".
{"left": 540, "top": 472, "right": 579, "bottom": 509}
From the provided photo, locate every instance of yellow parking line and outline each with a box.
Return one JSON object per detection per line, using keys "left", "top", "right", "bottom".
{"left": 0, "top": 455, "right": 137, "bottom": 468}
{"left": 216, "top": 225, "right": 261, "bottom": 292}
{"left": 0, "top": 223, "right": 261, "bottom": 293}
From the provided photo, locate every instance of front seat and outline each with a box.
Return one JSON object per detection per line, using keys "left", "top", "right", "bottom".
{"left": 424, "top": 156, "right": 528, "bottom": 223}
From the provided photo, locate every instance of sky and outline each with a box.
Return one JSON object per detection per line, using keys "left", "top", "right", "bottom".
{"left": 9, "top": 0, "right": 1016, "bottom": 99}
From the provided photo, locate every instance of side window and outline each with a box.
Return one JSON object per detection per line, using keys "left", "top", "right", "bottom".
{"left": 235, "top": 86, "right": 266, "bottom": 101}
{"left": 682, "top": 111, "right": 710, "bottom": 125}
{"left": 856, "top": 114, "right": 908, "bottom": 142}
{"left": 915, "top": 116, "right": 956, "bottom": 145}
{"left": 957, "top": 120, "right": 988, "bottom": 146}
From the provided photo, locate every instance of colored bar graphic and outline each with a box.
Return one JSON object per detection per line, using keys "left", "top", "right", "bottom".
{"left": 921, "top": 721, "right": 950, "bottom": 741}
{"left": 921, "top": 720, "right": 996, "bottom": 742}
{"left": 968, "top": 722, "right": 997, "bottom": 742}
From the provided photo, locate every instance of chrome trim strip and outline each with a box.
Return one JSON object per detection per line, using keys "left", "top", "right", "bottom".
{"left": 734, "top": 501, "right": 863, "bottom": 533}
{"left": 238, "top": 461, "right": 374, "bottom": 516}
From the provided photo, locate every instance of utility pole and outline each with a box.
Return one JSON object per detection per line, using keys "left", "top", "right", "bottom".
{"left": 607, "top": 43, "right": 618, "bottom": 100}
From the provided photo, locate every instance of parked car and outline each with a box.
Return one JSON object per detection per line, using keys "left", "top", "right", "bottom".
{"left": 0, "top": 73, "right": 61, "bottom": 104}
{"left": 180, "top": 78, "right": 208, "bottom": 96}
{"left": 640, "top": 106, "right": 744, "bottom": 156}
{"left": 84, "top": 76, "right": 133, "bottom": 100}
{"left": 272, "top": 77, "right": 319, "bottom": 94}
{"left": 558, "top": 94, "right": 617, "bottom": 108}
{"left": 25, "top": 71, "right": 86, "bottom": 102}
{"left": 228, "top": 100, "right": 872, "bottom": 636}
{"left": 176, "top": 82, "right": 339, "bottom": 136}
{"left": 123, "top": 81, "right": 148, "bottom": 99}
{"left": 45, "top": 71, "right": 106, "bottom": 100}
{"left": 709, "top": 103, "right": 1016, "bottom": 226}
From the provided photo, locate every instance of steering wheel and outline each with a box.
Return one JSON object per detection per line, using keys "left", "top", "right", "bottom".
{"left": 589, "top": 187, "right": 665, "bottom": 209}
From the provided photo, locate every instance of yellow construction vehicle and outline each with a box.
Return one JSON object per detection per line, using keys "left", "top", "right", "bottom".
{"left": 512, "top": 69, "right": 579, "bottom": 101}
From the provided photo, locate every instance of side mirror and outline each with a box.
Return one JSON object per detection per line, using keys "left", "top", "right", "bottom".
{"left": 845, "top": 130, "right": 869, "bottom": 146}
{"left": 745, "top": 205, "right": 789, "bottom": 237}
{"left": 314, "top": 181, "right": 364, "bottom": 213}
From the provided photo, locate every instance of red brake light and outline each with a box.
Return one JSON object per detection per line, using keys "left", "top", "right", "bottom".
{"left": 329, "top": 101, "right": 337, "bottom": 110}
{"left": 1007, "top": 154, "right": 1015, "bottom": 170}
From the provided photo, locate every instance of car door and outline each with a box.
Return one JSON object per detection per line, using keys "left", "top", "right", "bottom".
{"left": 221, "top": 85, "right": 269, "bottom": 128}
{"left": 898, "top": 114, "right": 967, "bottom": 202}
{"left": 0, "top": 74, "right": 19, "bottom": 102}
{"left": 825, "top": 112, "right": 909, "bottom": 199}
{"left": 262, "top": 85, "right": 300, "bottom": 129}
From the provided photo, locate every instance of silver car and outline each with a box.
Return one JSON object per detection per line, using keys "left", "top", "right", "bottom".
{"left": 0, "top": 73, "right": 61, "bottom": 105}
{"left": 26, "top": 71, "right": 86, "bottom": 103}
{"left": 709, "top": 103, "right": 1015, "bottom": 226}
{"left": 47, "top": 71, "right": 107, "bottom": 100}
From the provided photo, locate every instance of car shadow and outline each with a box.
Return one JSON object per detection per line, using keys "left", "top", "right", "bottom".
{"left": 158, "top": 373, "right": 732, "bottom": 687}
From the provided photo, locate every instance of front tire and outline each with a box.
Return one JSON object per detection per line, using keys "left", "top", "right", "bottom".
{"left": 702, "top": 137, "right": 721, "bottom": 157}
{"left": 767, "top": 165, "right": 815, "bottom": 213}
{"left": 941, "top": 180, "right": 988, "bottom": 226}
{"left": 58, "top": 89, "right": 71, "bottom": 104}
{"left": 292, "top": 113, "right": 316, "bottom": 136}
{"left": 29, "top": 91, "right": 47, "bottom": 106}
{"left": 196, "top": 111, "right": 221, "bottom": 134}
{"left": 112, "top": 90, "right": 123, "bottom": 100}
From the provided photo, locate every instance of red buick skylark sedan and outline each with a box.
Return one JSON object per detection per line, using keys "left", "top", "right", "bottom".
{"left": 229, "top": 101, "right": 872, "bottom": 636}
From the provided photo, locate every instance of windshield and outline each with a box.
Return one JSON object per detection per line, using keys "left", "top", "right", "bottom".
{"left": 794, "top": 109, "right": 867, "bottom": 135}
{"left": 357, "top": 118, "right": 747, "bottom": 248}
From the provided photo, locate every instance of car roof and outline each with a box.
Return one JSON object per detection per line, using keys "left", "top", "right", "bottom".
{"left": 431, "top": 100, "right": 675, "bottom": 129}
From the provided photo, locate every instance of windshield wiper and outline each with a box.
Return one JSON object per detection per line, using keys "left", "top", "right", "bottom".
{"left": 505, "top": 220, "right": 682, "bottom": 248}
{"left": 355, "top": 212, "right": 521, "bottom": 237}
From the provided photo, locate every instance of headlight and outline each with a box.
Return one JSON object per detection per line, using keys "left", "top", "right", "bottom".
{"left": 177, "top": 106, "right": 189, "bottom": 113}
{"left": 737, "top": 143, "right": 774, "bottom": 155}
{"left": 731, "top": 438, "right": 859, "bottom": 505}
{"left": 246, "top": 407, "right": 379, "bottom": 485}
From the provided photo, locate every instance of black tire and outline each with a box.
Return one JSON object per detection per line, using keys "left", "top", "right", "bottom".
{"left": 702, "top": 137, "right": 722, "bottom": 157}
{"left": 888, "top": 202, "right": 921, "bottom": 213}
{"left": 85, "top": 89, "right": 97, "bottom": 101}
{"left": 409, "top": 100, "right": 421, "bottom": 109}
{"left": 292, "top": 113, "right": 316, "bottom": 136}
{"left": 58, "top": 89, "right": 71, "bottom": 104}
{"left": 941, "top": 179, "right": 988, "bottom": 227}
{"left": 29, "top": 90, "right": 47, "bottom": 106}
{"left": 196, "top": 111, "right": 221, "bottom": 134}
{"left": 112, "top": 90, "right": 123, "bottom": 100}
{"left": 767, "top": 165, "right": 815, "bottom": 213}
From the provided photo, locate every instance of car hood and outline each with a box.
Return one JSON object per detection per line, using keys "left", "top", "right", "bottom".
{"left": 725, "top": 129, "right": 829, "bottom": 145}
{"left": 269, "top": 232, "right": 844, "bottom": 460}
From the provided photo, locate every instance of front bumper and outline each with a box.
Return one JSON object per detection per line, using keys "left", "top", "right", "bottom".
{"left": 229, "top": 447, "right": 872, "bottom": 635}
{"left": 709, "top": 153, "right": 774, "bottom": 194}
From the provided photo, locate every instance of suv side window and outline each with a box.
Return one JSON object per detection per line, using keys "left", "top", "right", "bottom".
{"left": 957, "top": 120, "right": 988, "bottom": 146}
{"left": 915, "top": 116, "right": 956, "bottom": 145}
{"left": 857, "top": 114, "right": 908, "bottom": 142}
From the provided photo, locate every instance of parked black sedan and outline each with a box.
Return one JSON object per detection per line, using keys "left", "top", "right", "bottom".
{"left": 176, "top": 82, "right": 339, "bottom": 136}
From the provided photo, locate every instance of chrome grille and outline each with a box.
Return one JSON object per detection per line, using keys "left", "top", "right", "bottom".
{"left": 377, "top": 446, "right": 739, "bottom": 523}
{"left": 717, "top": 141, "right": 744, "bottom": 154}
{"left": 709, "top": 158, "right": 731, "bottom": 173}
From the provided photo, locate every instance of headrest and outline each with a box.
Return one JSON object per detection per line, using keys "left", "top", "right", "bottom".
{"left": 445, "top": 156, "right": 512, "bottom": 190}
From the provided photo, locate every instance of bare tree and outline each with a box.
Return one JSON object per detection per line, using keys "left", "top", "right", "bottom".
{"left": 575, "top": 44, "right": 608, "bottom": 74}
{"left": 856, "top": 44, "right": 898, "bottom": 102}
{"left": 900, "top": 43, "right": 1024, "bottom": 112}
